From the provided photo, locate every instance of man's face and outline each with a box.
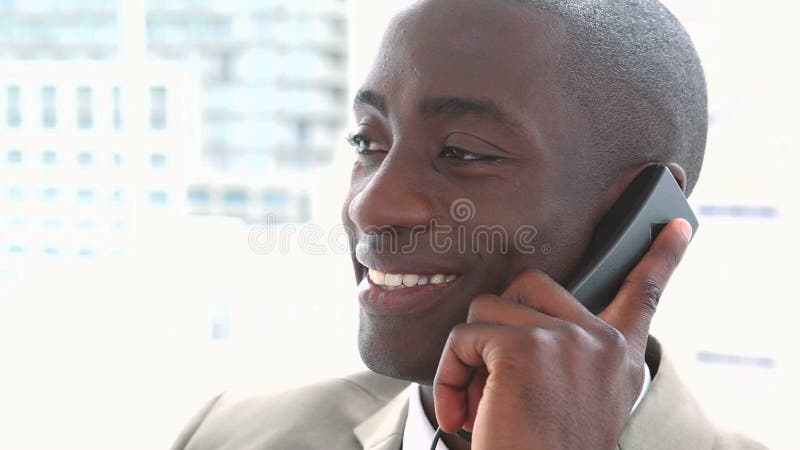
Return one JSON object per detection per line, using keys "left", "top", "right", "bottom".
{"left": 342, "top": 0, "right": 599, "bottom": 384}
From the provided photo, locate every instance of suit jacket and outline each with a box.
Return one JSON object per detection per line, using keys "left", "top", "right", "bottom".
{"left": 172, "top": 338, "right": 766, "bottom": 449}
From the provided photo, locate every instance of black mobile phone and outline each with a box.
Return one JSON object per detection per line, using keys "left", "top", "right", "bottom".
{"left": 564, "top": 164, "right": 699, "bottom": 314}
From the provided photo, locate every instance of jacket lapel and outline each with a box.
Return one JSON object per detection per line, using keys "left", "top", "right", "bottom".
{"left": 353, "top": 385, "right": 413, "bottom": 450}
{"left": 618, "top": 337, "right": 716, "bottom": 449}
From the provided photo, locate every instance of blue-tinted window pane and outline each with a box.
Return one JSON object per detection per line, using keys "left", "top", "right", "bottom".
{"left": 7, "top": 149, "right": 22, "bottom": 164}
{"left": 150, "top": 153, "right": 167, "bottom": 168}
{"left": 42, "top": 150, "right": 57, "bottom": 165}
{"left": 77, "top": 189, "right": 94, "bottom": 203}
{"left": 149, "top": 190, "right": 169, "bottom": 205}
{"left": 42, "top": 187, "right": 58, "bottom": 202}
{"left": 77, "top": 86, "right": 93, "bottom": 129}
{"left": 112, "top": 86, "right": 122, "bottom": 129}
{"left": 262, "top": 191, "right": 287, "bottom": 208}
{"left": 77, "top": 152, "right": 93, "bottom": 166}
{"left": 7, "top": 185, "right": 24, "bottom": 201}
{"left": 223, "top": 190, "right": 248, "bottom": 206}
{"left": 112, "top": 152, "right": 123, "bottom": 167}
{"left": 6, "top": 86, "right": 21, "bottom": 128}
{"left": 111, "top": 189, "right": 124, "bottom": 203}
{"left": 188, "top": 188, "right": 210, "bottom": 206}
{"left": 42, "top": 86, "right": 56, "bottom": 128}
{"left": 150, "top": 87, "right": 167, "bottom": 130}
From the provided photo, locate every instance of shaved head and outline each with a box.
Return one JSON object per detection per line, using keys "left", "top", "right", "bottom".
{"left": 511, "top": 0, "right": 708, "bottom": 195}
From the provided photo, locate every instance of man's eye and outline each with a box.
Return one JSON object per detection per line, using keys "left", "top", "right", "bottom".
{"left": 346, "top": 134, "right": 380, "bottom": 154}
{"left": 439, "top": 146, "right": 494, "bottom": 161}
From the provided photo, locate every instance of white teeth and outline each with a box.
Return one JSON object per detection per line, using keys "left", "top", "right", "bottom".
{"left": 430, "top": 274, "right": 446, "bottom": 285}
{"left": 366, "top": 268, "right": 457, "bottom": 289}
{"left": 368, "top": 269, "right": 385, "bottom": 286}
{"left": 402, "top": 274, "right": 420, "bottom": 287}
{"left": 384, "top": 273, "right": 403, "bottom": 287}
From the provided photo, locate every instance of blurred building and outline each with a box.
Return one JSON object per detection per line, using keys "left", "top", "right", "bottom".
{"left": 0, "top": 0, "right": 347, "bottom": 225}
{"left": 0, "top": 62, "right": 199, "bottom": 258}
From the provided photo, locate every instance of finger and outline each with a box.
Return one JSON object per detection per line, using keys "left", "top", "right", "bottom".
{"left": 433, "top": 323, "right": 511, "bottom": 433}
{"left": 599, "top": 218, "right": 693, "bottom": 347}
{"left": 500, "top": 269, "right": 598, "bottom": 330}
{"left": 467, "top": 293, "right": 556, "bottom": 328}
{"left": 463, "top": 369, "right": 487, "bottom": 432}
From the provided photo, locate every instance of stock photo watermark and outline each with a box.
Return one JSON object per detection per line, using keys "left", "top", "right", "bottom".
{"left": 248, "top": 198, "right": 552, "bottom": 256}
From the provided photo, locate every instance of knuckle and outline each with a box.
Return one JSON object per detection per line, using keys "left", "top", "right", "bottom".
{"left": 640, "top": 276, "right": 664, "bottom": 311}
{"left": 515, "top": 268, "right": 545, "bottom": 289}
{"left": 448, "top": 323, "right": 469, "bottom": 342}
{"left": 605, "top": 326, "right": 628, "bottom": 352}
{"left": 467, "top": 294, "right": 504, "bottom": 323}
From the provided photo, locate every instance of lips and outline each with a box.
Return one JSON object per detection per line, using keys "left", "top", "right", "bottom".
{"left": 356, "top": 258, "right": 462, "bottom": 316}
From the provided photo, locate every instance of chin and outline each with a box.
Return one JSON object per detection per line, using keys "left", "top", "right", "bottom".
{"left": 357, "top": 313, "right": 442, "bottom": 385}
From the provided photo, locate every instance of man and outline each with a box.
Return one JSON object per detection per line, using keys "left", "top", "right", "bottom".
{"left": 172, "top": 0, "right": 765, "bottom": 448}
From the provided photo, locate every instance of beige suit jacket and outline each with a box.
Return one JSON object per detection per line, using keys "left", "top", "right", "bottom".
{"left": 172, "top": 338, "right": 766, "bottom": 449}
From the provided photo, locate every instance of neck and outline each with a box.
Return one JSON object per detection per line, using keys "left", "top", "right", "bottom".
{"left": 419, "top": 384, "right": 472, "bottom": 450}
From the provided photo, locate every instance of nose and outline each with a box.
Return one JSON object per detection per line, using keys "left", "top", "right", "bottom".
{"left": 348, "top": 159, "right": 435, "bottom": 232}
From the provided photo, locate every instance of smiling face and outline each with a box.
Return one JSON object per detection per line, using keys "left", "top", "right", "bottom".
{"left": 342, "top": 0, "right": 613, "bottom": 384}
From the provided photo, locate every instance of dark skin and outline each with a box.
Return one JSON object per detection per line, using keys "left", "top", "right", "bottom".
{"left": 342, "top": 1, "right": 692, "bottom": 448}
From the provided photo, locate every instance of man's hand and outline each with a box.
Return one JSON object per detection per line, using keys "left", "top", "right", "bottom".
{"left": 433, "top": 218, "right": 694, "bottom": 449}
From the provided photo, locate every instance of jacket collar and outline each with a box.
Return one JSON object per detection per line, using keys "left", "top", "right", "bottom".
{"left": 353, "top": 384, "right": 413, "bottom": 450}
{"left": 618, "top": 337, "right": 716, "bottom": 449}
{"left": 353, "top": 337, "right": 715, "bottom": 450}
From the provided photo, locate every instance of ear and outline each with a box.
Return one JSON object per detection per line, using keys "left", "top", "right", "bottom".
{"left": 663, "top": 162, "right": 688, "bottom": 194}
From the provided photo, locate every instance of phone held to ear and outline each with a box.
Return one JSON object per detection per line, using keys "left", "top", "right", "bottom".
{"left": 430, "top": 164, "right": 698, "bottom": 448}
{"left": 564, "top": 164, "right": 699, "bottom": 313}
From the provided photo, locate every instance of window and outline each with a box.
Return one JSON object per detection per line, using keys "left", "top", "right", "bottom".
{"left": 112, "top": 152, "right": 123, "bottom": 168}
{"left": 77, "top": 86, "right": 93, "bottom": 129}
{"left": 42, "top": 150, "right": 57, "bottom": 166}
{"left": 223, "top": 189, "right": 248, "bottom": 207}
{"left": 296, "top": 120, "right": 309, "bottom": 142}
{"left": 41, "top": 86, "right": 56, "bottom": 128}
{"left": 7, "top": 149, "right": 22, "bottom": 165}
{"left": 149, "top": 190, "right": 169, "bottom": 206}
{"left": 6, "top": 185, "right": 24, "bottom": 201}
{"left": 6, "top": 86, "right": 21, "bottom": 127}
{"left": 150, "top": 86, "right": 167, "bottom": 130}
{"left": 77, "top": 151, "right": 93, "bottom": 167}
{"left": 112, "top": 86, "right": 122, "bottom": 129}
{"left": 111, "top": 189, "right": 124, "bottom": 203}
{"left": 188, "top": 187, "right": 210, "bottom": 207}
{"left": 42, "top": 187, "right": 59, "bottom": 202}
{"left": 149, "top": 153, "right": 167, "bottom": 169}
{"left": 77, "top": 188, "right": 95, "bottom": 203}
{"left": 262, "top": 190, "right": 287, "bottom": 209}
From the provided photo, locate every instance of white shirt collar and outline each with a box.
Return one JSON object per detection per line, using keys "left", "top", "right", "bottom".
{"left": 403, "top": 365, "right": 651, "bottom": 449}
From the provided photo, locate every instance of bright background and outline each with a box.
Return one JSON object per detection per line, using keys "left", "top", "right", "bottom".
{"left": 0, "top": 1, "right": 797, "bottom": 449}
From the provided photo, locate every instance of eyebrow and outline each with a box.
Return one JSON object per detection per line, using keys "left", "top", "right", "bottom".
{"left": 353, "top": 89, "right": 518, "bottom": 129}
{"left": 353, "top": 89, "right": 388, "bottom": 117}
{"left": 421, "top": 96, "right": 517, "bottom": 127}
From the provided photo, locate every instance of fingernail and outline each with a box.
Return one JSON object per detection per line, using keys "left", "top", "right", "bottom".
{"left": 678, "top": 219, "right": 693, "bottom": 240}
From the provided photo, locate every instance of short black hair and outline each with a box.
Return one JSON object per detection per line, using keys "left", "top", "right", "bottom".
{"left": 513, "top": 0, "right": 708, "bottom": 196}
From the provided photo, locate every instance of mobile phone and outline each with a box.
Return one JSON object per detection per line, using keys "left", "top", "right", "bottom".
{"left": 564, "top": 164, "right": 699, "bottom": 314}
